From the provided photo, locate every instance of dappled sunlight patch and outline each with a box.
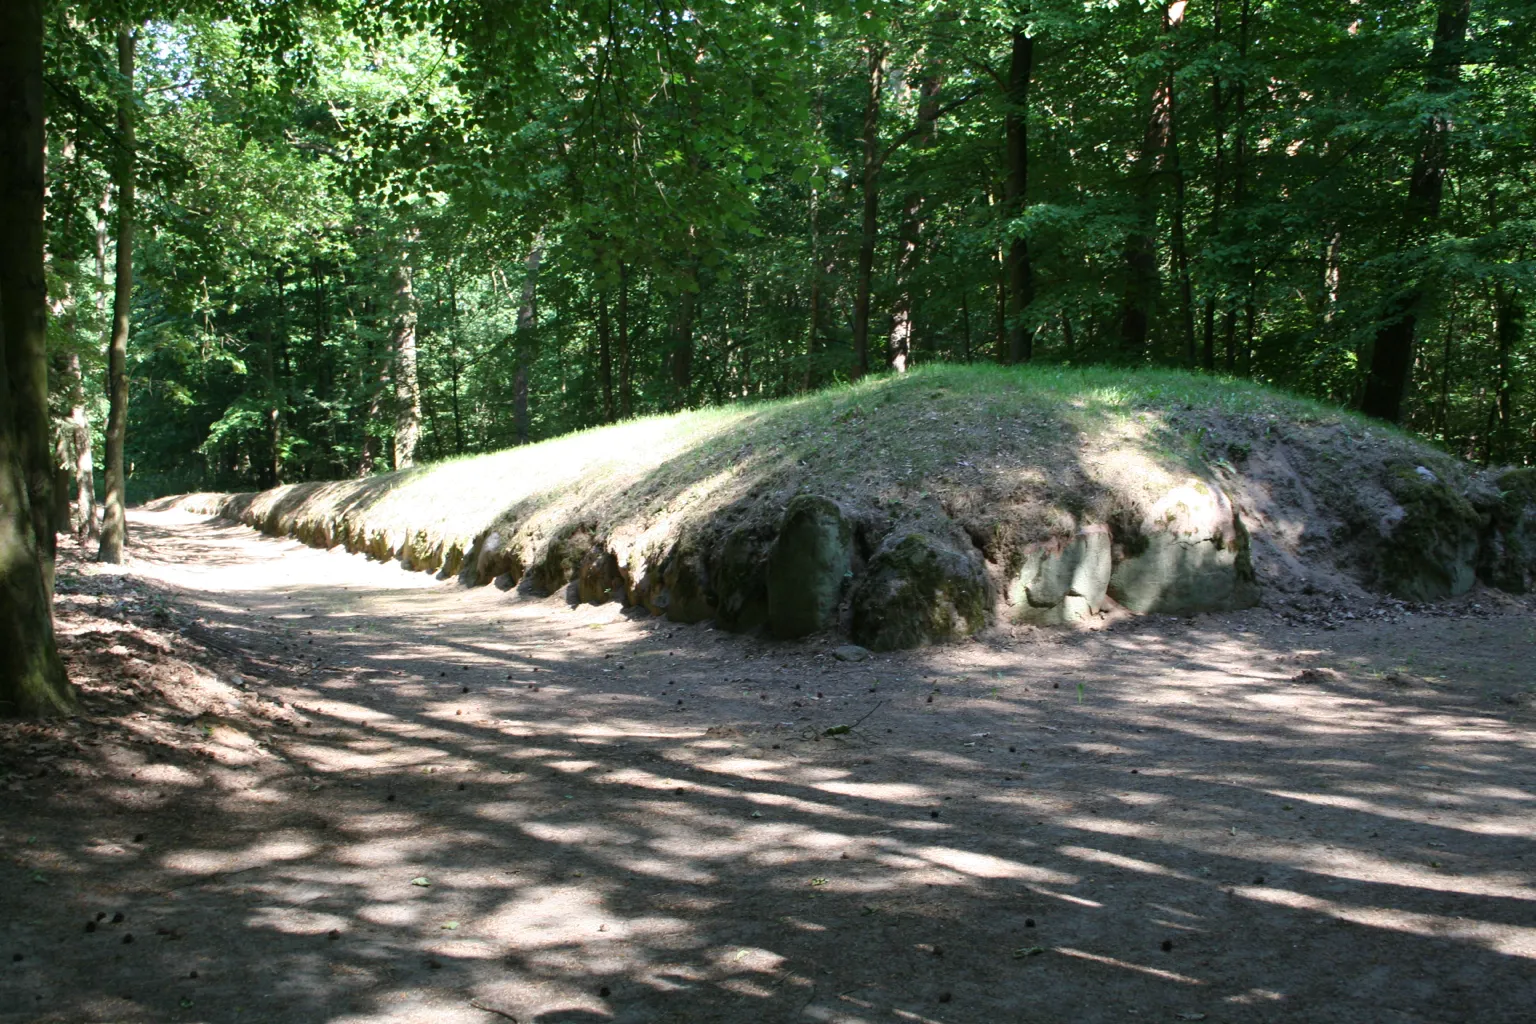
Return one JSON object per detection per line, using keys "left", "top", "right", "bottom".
{"left": 1234, "top": 884, "right": 1536, "bottom": 958}
{"left": 162, "top": 835, "right": 317, "bottom": 875}
{"left": 1054, "top": 945, "right": 1206, "bottom": 985}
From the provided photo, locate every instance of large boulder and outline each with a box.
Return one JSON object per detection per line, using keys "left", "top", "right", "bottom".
{"left": 1475, "top": 467, "right": 1536, "bottom": 594}
{"left": 632, "top": 534, "right": 715, "bottom": 623}
{"left": 850, "top": 529, "right": 988, "bottom": 651}
{"left": 577, "top": 546, "right": 626, "bottom": 604}
{"left": 766, "top": 495, "right": 854, "bottom": 639}
{"left": 1011, "top": 525, "right": 1112, "bottom": 624}
{"left": 1108, "top": 479, "right": 1259, "bottom": 614}
{"left": 462, "top": 529, "right": 524, "bottom": 587}
{"left": 713, "top": 526, "right": 771, "bottom": 631}
{"left": 1373, "top": 463, "right": 1480, "bottom": 601}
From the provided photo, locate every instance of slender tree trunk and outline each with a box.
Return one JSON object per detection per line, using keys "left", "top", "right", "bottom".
{"left": 960, "top": 289, "right": 973, "bottom": 362}
{"left": 1003, "top": 27, "right": 1035, "bottom": 364}
{"left": 388, "top": 236, "right": 421, "bottom": 470}
{"left": 0, "top": 0, "right": 72, "bottom": 716}
{"left": 672, "top": 257, "right": 699, "bottom": 404}
{"left": 1227, "top": 0, "right": 1251, "bottom": 376}
{"left": 618, "top": 263, "right": 632, "bottom": 418}
{"left": 98, "top": 27, "right": 135, "bottom": 564}
{"left": 598, "top": 288, "right": 614, "bottom": 422}
{"left": 1202, "top": 0, "right": 1226, "bottom": 372}
{"left": 514, "top": 240, "right": 543, "bottom": 445}
{"left": 888, "top": 74, "right": 942, "bottom": 372}
{"left": 1117, "top": 4, "right": 1181, "bottom": 361}
{"left": 1491, "top": 283, "right": 1523, "bottom": 463}
{"left": 851, "top": 43, "right": 885, "bottom": 379}
{"left": 1167, "top": 28, "right": 1196, "bottom": 368}
{"left": 1360, "top": 0, "right": 1470, "bottom": 423}
{"left": 67, "top": 351, "right": 95, "bottom": 538}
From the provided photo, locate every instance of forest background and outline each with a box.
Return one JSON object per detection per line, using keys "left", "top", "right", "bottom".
{"left": 34, "top": 0, "right": 1536, "bottom": 509}
{"left": 2, "top": 0, "right": 1534, "bottom": 708}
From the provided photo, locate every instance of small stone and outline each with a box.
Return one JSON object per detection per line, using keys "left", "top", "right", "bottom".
{"left": 85, "top": 921, "right": 96, "bottom": 933}
{"left": 832, "top": 645, "right": 871, "bottom": 663}
{"left": 599, "top": 985, "right": 611, "bottom": 998}
{"left": 1025, "top": 918, "right": 1035, "bottom": 928}
{"left": 122, "top": 934, "right": 134, "bottom": 945}
{"left": 938, "top": 992, "right": 952, "bottom": 1003}
{"left": 1161, "top": 939, "right": 1174, "bottom": 952}
{"left": 189, "top": 970, "right": 198, "bottom": 979}
{"left": 132, "top": 833, "right": 145, "bottom": 843}
{"left": 111, "top": 912, "right": 125, "bottom": 924}
{"left": 11, "top": 953, "right": 21, "bottom": 962}
{"left": 328, "top": 930, "right": 340, "bottom": 940}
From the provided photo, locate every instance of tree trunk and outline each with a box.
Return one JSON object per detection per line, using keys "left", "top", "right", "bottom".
{"left": 98, "top": 26, "right": 135, "bottom": 564}
{"left": 390, "top": 238, "right": 420, "bottom": 470}
{"left": 1166, "top": 21, "right": 1196, "bottom": 368}
{"left": 672, "top": 258, "right": 699, "bottom": 404}
{"left": 1003, "top": 28, "right": 1035, "bottom": 364}
{"left": 0, "top": 0, "right": 72, "bottom": 717}
{"left": 66, "top": 351, "right": 95, "bottom": 538}
{"left": 888, "top": 73, "right": 942, "bottom": 373}
{"left": 618, "top": 263, "right": 632, "bottom": 418}
{"left": 851, "top": 43, "right": 885, "bottom": 379}
{"left": 514, "top": 240, "right": 543, "bottom": 445}
{"left": 1117, "top": 3, "right": 1183, "bottom": 362}
{"left": 1360, "top": 0, "right": 1470, "bottom": 423}
{"left": 0, "top": 0, "right": 55, "bottom": 593}
{"left": 598, "top": 288, "right": 614, "bottom": 422}
{"left": 1491, "top": 283, "right": 1523, "bottom": 463}
{"left": 1202, "top": 0, "right": 1226, "bottom": 372}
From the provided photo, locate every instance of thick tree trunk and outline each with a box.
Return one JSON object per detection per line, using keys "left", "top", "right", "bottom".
{"left": 851, "top": 43, "right": 885, "bottom": 379}
{"left": 514, "top": 241, "right": 543, "bottom": 445}
{"left": 98, "top": 27, "right": 135, "bottom": 564}
{"left": 888, "top": 74, "right": 942, "bottom": 372}
{"left": 0, "top": 0, "right": 72, "bottom": 717}
{"left": 1003, "top": 28, "right": 1035, "bottom": 364}
{"left": 1360, "top": 0, "right": 1470, "bottom": 423}
{"left": 0, "top": 0, "right": 55, "bottom": 592}
{"left": 390, "top": 240, "right": 421, "bottom": 470}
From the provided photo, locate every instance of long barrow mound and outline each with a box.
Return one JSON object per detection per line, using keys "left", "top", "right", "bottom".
{"left": 162, "top": 365, "right": 1536, "bottom": 649}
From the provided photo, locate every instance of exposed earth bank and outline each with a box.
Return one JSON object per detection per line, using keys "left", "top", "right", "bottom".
{"left": 166, "top": 366, "right": 1536, "bottom": 648}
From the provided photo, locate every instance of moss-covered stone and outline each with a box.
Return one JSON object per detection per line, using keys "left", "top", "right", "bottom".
{"left": 577, "top": 546, "right": 626, "bottom": 604}
{"left": 1376, "top": 463, "right": 1480, "bottom": 601}
{"left": 766, "top": 495, "right": 853, "bottom": 639}
{"left": 528, "top": 527, "right": 594, "bottom": 595}
{"left": 1475, "top": 467, "right": 1536, "bottom": 593}
{"left": 850, "top": 530, "right": 988, "bottom": 651}
{"left": 1107, "top": 480, "right": 1259, "bottom": 614}
{"left": 713, "top": 526, "right": 771, "bottom": 631}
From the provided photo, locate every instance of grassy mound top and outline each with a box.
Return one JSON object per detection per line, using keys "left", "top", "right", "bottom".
{"left": 170, "top": 364, "right": 1516, "bottom": 645}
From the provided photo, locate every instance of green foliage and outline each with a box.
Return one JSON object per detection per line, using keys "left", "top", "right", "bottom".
{"left": 38, "top": 0, "right": 1536, "bottom": 500}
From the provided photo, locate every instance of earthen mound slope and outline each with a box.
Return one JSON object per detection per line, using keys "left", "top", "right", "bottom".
{"left": 161, "top": 365, "right": 1536, "bottom": 649}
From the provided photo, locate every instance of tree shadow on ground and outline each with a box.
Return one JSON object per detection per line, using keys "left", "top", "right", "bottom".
{"left": 3, "top": 516, "right": 1533, "bottom": 1024}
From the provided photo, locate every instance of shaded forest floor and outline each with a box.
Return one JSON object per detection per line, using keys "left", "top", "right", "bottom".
{"left": 3, "top": 509, "right": 1535, "bottom": 1024}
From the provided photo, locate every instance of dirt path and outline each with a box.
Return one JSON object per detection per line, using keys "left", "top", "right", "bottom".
{"left": 4, "top": 509, "right": 1535, "bottom": 1024}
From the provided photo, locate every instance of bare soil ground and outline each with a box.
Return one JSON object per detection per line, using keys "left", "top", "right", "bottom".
{"left": 3, "top": 508, "right": 1534, "bottom": 1024}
